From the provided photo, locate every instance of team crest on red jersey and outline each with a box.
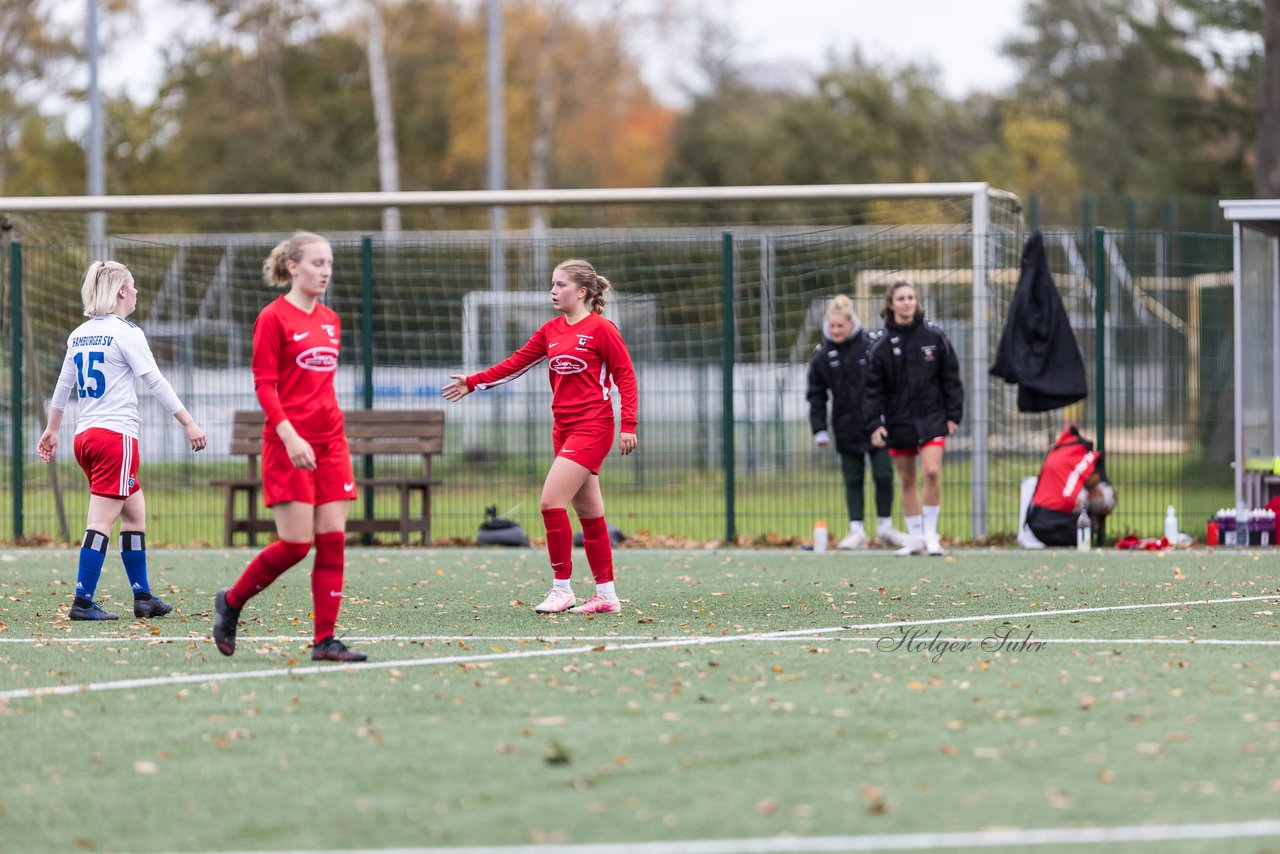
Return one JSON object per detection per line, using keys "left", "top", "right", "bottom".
{"left": 549, "top": 355, "right": 588, "bottom": 374}
{"left": 296, "top": 347, "right": 339, "bottom": 371}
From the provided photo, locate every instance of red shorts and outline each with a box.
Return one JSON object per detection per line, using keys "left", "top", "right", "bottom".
{"left": 888, "top": 436, "right": 947, "bottom": 458}
{"left": 261, "top": 434, "right": 356, "bottom": 507}
{"left": 74, "top": 428, "right": 141, "bottom": 499}
{"left": 552, "top": 421, "right": 615, "bottom": 475}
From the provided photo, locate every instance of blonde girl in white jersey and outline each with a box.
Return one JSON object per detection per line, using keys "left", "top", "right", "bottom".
{"left": 37, "top": 261, "right": 206, "bottom": 621}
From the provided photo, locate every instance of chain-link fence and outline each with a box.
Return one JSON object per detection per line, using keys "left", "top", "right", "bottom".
{"left": 0, "top": 199, "right": 1232, "bottom": 546}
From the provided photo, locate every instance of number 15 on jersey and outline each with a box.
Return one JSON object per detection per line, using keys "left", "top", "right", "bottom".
{"left": 74, "top": 351, "right": 106, "bottom": 399}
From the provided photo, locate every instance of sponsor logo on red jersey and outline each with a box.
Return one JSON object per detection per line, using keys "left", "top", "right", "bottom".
{"left": 296, "top": 347, "right": 339, "bottom": 372}
{"left": 549, "top": 354, "right": 588, "bottom": 374}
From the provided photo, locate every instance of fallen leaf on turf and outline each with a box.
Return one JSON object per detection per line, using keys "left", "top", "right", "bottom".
{"left": 544, "top": 739, "right": 571, "bottom": 765}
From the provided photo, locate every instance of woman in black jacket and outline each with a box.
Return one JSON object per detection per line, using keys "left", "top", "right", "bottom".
{"left": 807, "top": 295, "right": 907, "bottom": 549}
{"left": 863, "top": 281, "right": 964, "bottom": 556}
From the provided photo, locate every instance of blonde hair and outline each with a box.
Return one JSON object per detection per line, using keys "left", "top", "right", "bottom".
{"left": 81, "top": 261, "right": 132, "bottom": 317}
{"left": 555, "top": 259, "right": 611, "bottom": 315}
{"left": 880, "top": 279, "right": 923, "bottom": 322}
{"left": 263, "top": 232, "right": 329, "bottom": 287}
{"left": 827, "top": 294, "right": 856, "bottom": 325}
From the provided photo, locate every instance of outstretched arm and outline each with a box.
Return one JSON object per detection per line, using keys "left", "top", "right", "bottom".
{"left": 441, "top": 375, "right": 471, "bottom": 401}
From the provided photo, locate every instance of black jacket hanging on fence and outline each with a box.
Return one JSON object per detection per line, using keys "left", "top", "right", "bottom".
{"left": 989, "top": 231, "right": 1089, "bottom": 412}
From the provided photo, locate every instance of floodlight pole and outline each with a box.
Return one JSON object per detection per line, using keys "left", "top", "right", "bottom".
{"left": 486, "top": 0, "right": 507, "bottom": 363}
{"left": 970, "top": 187, "right": 990, "bottom": 540}
{"left": 86, "top": 0, "right": 106, "bottom": 255}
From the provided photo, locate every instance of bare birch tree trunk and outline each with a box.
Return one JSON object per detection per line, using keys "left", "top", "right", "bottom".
{"left": 1257, "top": 0, "right": 1280, "bottom": 196}
{"left": 366, "top": 0, "right": 401, "bottom": 235}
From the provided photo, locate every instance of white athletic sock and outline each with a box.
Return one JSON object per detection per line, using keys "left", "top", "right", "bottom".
{"left": 849, "top": 520, "right": 867, "bottom": 535}
{"left": 595, "top": 581, "right": 617, "bottom": 599}
{"left": 923, "top": 505, "right": 941, "bottom": 538}
{"left": 876, "top": 517, "right": 895, "bottom": 533}
{"left": 553, "top": 578, "right": 573, "bottom": 593}
{"left": 906, "top": 515, "right": 924, "bottom": 539}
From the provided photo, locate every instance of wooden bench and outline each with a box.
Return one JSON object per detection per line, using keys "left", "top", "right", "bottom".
{"left": 213, "top": 409, "right": 445, "bottom": 547}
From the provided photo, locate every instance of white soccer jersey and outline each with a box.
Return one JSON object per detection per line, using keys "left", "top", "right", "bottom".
{"left": 54, "top": 315, "right": 162, "bottom": 438}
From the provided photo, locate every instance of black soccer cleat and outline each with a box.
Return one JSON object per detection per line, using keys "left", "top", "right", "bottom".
{"left": 311, "top": 637, "right": 368, "bottom": 663}
{"left": 212, "top": 588, "right": 241, "bottom": 657}
{"left": 69, "top": 601, "right": 118, "bottom": 621}
{"left": 133, "top": 595, "right": 173, "bottom": 618}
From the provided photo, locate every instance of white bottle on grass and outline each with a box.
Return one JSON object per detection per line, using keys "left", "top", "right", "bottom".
{"left": 813, "top": 520, "right": 828, "bottom": 553}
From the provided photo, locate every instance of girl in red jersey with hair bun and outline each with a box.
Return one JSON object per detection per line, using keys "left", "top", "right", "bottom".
{"left": 211, "top": 232, "right": 366, "bottom": 663}
{"left": 444, "top": 259, "right": 638, "bottom": 615}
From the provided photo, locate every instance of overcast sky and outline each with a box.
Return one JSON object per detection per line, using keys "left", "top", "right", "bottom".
{"left": 658, "top": 0, "right": 1028, "bottom": 99}
{"left": 95, "top": 0, "right": 1029, "bottom": 106}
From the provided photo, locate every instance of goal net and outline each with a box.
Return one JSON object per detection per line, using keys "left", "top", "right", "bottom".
{"left": 0, "top": 184, "right": 1032, "bottom": 545}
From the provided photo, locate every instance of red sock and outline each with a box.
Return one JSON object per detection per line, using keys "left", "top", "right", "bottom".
{"left": 541, "top": 508, "right": 573, "bottom": 580}
{"left": 312, "top": 531, "right": 345, "bottom": 643}
{"left": 580, "top": 516, "right": 614, "bottom": 584}
{"left": 228, "top": 539, "right": 311, "bottom": 609}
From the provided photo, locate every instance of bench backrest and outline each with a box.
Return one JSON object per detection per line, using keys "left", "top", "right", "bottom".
{"left": 229, "top": 409, "right": 445, "bottom": 458}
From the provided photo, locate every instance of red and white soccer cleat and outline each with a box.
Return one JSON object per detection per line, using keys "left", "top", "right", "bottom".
{"left": 534, "top": 587, "right": 577, "bottom": 614}
{"left": 571, "top": 593, "right": 621, "bottom": 614}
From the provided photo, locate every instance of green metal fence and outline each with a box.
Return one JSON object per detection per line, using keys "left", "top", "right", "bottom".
{"left": 0, "top": 223, "right": 1233, "bottom": 547}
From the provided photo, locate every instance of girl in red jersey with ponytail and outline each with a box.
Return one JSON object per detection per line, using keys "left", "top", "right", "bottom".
{"left": 211, "top": 232, "right": 366, "bottom": 662}
{"left": 443, "top": 259, "right": 638, "bottom": 615}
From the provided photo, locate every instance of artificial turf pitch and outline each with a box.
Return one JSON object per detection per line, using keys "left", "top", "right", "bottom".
{"left": 1, "top": 547, "right": 1278, "bottom": 853}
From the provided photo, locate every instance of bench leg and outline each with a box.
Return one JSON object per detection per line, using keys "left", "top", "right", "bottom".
{"left": 399, "top": 486, "right": 411, "bottom": 546}
{"left": 247, "top": 487, "right": 259, "bottom": 547}
{"left": 223, "top": 488, "right": 236, "bottom": 547}
{"left": 422, "top": 486, "right": 432, "bottom": 546}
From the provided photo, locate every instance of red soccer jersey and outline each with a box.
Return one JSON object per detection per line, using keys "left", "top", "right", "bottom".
{"left": 252, "top": 295, "right": 345, "bottom": 442}
{"left": 467, "top": 313, "right": 638, "bottom": 431}
{"left": 1031, "top": 427, "right": 1100, "bottom": 513}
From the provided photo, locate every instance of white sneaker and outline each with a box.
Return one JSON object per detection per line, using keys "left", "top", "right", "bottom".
{"left": 837, "top": 530, "right": 869, "bottom": 550}
{"left": 877, "top": 527, "right": 908, "bottom": 548}
{"left": 924, "top": 535, "right": 945, "bottom": 556}
{"left": 895, "top": 537, "right": 926, "bottom": 556}
{"left": 534, "top": 587, "right": 577, "bottom": 613}
{"left": 1017, "top": 525, "right": 1046, "bottom": 550}
{"left": 571, "top": 593, "right": 621, "bottom": 614}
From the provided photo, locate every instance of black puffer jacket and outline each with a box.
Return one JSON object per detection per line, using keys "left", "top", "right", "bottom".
{"left": 862, "top": 316, "right": 964, "bottom": 448}
{"left": 807, "top": 327, "right": 879, "bottom": 454}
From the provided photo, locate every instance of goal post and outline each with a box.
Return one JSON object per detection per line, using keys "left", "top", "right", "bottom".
{"left": 0, "top": 183, "right": 1024, "bottom": 545}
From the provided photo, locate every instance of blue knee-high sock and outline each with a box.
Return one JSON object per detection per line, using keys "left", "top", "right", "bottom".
{"left": 75, "top": 529, "right": 110, "bottom": 606}
{"left": 120, "top": 531, "right": 149, "bottom": 598}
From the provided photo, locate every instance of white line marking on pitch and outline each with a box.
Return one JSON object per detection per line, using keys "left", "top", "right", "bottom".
{"left": 195, "top": 818, "right": 1280, "bottom": 852}
{"left": 4, "top": 633, "right": 1280, "bottom": 647}
{"left": 3, "top": 591, "right": 1275, "bottom": 646}
{"left": 780, "top": 635, "right": 1280, "bottom": 647}
{"left": 0, "top": 634, "right": 683, "bottom": 645}
{"left": 2, "top": 592, "right": 1277, "bottom": 701}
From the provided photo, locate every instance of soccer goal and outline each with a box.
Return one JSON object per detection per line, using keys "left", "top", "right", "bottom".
{"left": 0, "top": 184, "right": 1027, "bottom": 544}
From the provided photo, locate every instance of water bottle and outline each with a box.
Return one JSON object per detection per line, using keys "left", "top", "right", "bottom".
{"left": 1164, "top": 505, "right": 1179, "bottom": 542}
{"left": 813, "top": 519, "right": 828, "bottom": 553}
{"left": 1249, "top": 510, "right": 1267, "bottom": 546}
{"left": 1076, "top": 505, "right": 1091, "bottom": 552}
{"left": 1220, "top": 508, "right": 1236, "bottom": 546}
{"left": 1237, "top": 499, "right": 1250, "bottom": 546}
